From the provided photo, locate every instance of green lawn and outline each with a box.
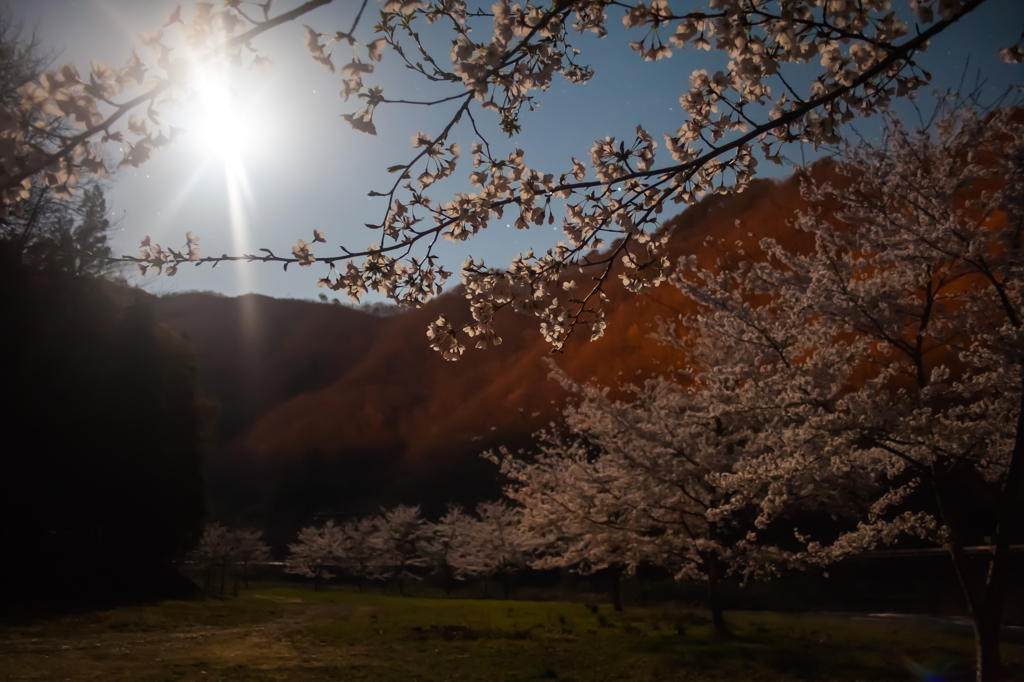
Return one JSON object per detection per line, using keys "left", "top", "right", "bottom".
{"left": 1, "top": 585, "right": 1018, "bottom": 681}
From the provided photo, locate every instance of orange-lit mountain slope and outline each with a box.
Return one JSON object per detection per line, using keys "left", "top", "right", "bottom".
{"left": 155, "top": 164, "right": 827, "bottom": 517}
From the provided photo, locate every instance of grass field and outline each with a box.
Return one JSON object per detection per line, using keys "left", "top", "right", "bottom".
{"left": 2, "top": 585, "right": 1021, "bottom": 681}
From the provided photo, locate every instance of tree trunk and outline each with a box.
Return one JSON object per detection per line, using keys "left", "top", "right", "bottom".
{"left": 483, "top": 578, "right": 489, "bottom": 599}
{"left": 937, "top": 488, "right": 993, "bottom": 682}
{"left": 706, "top": 557, "right": 730, "bottom": 637}
{"left": 975, "top": 365, "right": 1024, "bottom": 681}
{"left": 314, "top": 571, "right": 320, "bottom": 592}
{"left": 972, "top": 532, "right": 1017, "bottom": 681}
{"left": 399, "top": 577, "right": 405, "bottom": 595}
{"left": 503, "top": 574, "right": 511, "bottom": 600}
{"left": 974, "top": 607, "right": 1002, "bottom": 682}
{"left": 220, "top": 561, "right": 226, "bottom": 598}
{"left": 937, "top": 472, "right": 1017, "bottom": 682}
{"left": 610, "top": 565, "right": 623, "bottom": 613}
{"left": 940, "top": 363, "right": 1024, "bottom": 681}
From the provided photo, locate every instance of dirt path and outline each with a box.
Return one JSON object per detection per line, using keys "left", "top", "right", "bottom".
{"left": 0, "top": 602, "right": 370, "bottom": 682}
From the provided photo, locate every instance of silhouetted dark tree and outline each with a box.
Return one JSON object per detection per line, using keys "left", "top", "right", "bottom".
{"left": 12, "top": 183, "right": 116, "bottom": 276}
{"left": 0, "top": 9, "right": 118, "bottom": 278}
{"left": 0, "top": 243, "right": 210, "bottom": 609}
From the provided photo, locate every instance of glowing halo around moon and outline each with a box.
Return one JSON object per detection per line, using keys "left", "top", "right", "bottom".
{"left": 183, "top": 66, "right": 259, "bottom": 291}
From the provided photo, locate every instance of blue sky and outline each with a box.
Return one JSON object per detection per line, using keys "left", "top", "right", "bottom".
{"left": 11, "top": 0, "right": 1024, "bottom": 301}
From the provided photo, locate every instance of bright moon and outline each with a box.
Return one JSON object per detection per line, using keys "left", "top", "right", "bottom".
{"left": 189, "top": 70, "right": 253, "bottom": 160}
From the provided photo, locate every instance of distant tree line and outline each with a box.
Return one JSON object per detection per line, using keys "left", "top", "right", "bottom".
{"left": 278, "top": 503, "right": 527, "bottom": 597}
{"left": 316, "top": 292, "right": 404, "bottom": 317}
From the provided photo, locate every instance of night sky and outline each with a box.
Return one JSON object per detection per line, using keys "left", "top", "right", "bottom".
{"left": 10, "top": 0, "right": 1024, "bottom": 301}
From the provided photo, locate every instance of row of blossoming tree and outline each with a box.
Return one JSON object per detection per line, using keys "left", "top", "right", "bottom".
{"left": 496, "top": 105, "right": 1024, "bottom": 679}
{"left": 283, "top": 503, "right": 530, "bottom": 596}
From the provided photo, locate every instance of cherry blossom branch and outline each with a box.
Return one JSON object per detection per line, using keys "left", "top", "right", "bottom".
{"left": 378, "top": 93, "right": 469, "bottom": 105}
